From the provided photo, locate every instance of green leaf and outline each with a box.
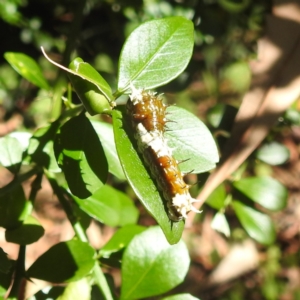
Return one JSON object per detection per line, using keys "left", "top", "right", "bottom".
{"left": 26, "top": 240, "right": 95, "bottom": 283}
{"left": 9, "top": 132, "right": 32, "bottom": 151}
{"left": 27, "top": 122, "right": 61, "bottom": 172}
{"left": 0, "top": 185, "right": 31, "bottom": 229}
{"left": 222, "top": 61, "right": 251, "bottom": 93}
{"left": 68, "top": 58, "right": 113, "bottom": 115}
{"left": 113, "top": 104, "right": 218, "bottom": 242}
{"left": 0, "top": 248, "right": 13, "bottom": 274}
{"left": 232, "top": 200, "right": 275, "bottom": 245}
{"left": 57, "top": 278, "right": 91, "bottom": 300}
{"left": 69, "top": 58, "right": 114, "bottom": 103}
{"left": 0, "top": 262, "right": 14, "bottom": 298}
{"left": 54, "top": 113, "right": 108, "bottom": 199}
{"left": 211, "top": 212, "right": 230, "bottom": 237}
{"left": 165, "top": 106, "right": 219, "bottom": 173}
{"left": 100, "top": 225, "right": 146, "bottom": 258}
{"left": 207, "top": 103, "right": 225, "bottom": 128}
{"left": 120, "top": 226, "right": 190, "bottom": 300}
{"left": 162, "top": 294, "right": 200, "bottom": 300}
{"left": 233, "top": 176, "right": 287, "bottom": 211}
{"left": 0, "top": 136, "right": 23, "bottom": 173}
{"left": 5, "top": 215, "right": 44, "bottom": 245}
{"left": 117, "top": 16, "right": 194, "bottom": 93}
{"left": 218, "top": 0, "right": 250, "bottom": 13}
{"left": 205, "top": 184, "right": 226, "bottom": 210}
{"left": 4, "top": 52, "right": 49, "bottom": 90}
{"left": 74, "top": 185, "right": 139, "bottom": 227}
{"left": 256, "top": 141, "right": 290, "bottom": 165}
{"left": 91, "top": 120, "right": 125, "bottom": 180}
{"left": 42, "top": 49, "right": 114, "bottom": 112}
{"left": 112, "top": 109, "right": 184, "bottom": 245}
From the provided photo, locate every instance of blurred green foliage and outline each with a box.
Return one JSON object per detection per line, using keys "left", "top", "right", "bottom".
{"left": 1, "top": 1, "right": 299, "bottom": 300}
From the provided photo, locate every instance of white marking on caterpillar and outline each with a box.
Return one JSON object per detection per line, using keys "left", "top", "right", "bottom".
{"left": 127, "top": 86, "right": 201, "bottom": 221}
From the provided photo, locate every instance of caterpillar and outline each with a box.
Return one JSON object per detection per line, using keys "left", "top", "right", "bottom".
{"left": 126, "top": 86, "right": 200, "bottom": 221}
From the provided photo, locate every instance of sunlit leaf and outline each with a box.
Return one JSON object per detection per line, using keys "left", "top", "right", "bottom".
{"left": 233, "top": 176, "right": 287, "bottom": 211}
{"left": 211, "top": 212, "right": 230, "bottom": 237}
{"left": 74, "top": 185, "right": 138, "bottom": 227}
{"left": 256, "top": 141, "right": 290, "bottom": 165}
{"left": 4, "top": 52, "right": 49, "bottom": 90}
{"left": 232, "top": 200, "right": 275, "bottom": 245}
{"left": 117, "top": 17, "right": 194, "bottom": 93}
{"left": 57, "top": 278, "right": 91, "bottom": 300}
{"left": 162, "top": 294, "right": 200, "bottom": 300}
{"left": 120, "top": 227, "right": 190, "bottom": 299}
{"left": 165, "top": 106, "right": 219, "bottom": 173}
{"left": 100, "top": 225, "right": 146, "bottom": 258}
{"left": 0, "top": 136, "right": 23, "bottom": 173}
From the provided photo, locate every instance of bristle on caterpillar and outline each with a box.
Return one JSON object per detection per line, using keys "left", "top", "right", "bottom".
{"left": 126, "top": 86, "right": 201, "bottom": 221}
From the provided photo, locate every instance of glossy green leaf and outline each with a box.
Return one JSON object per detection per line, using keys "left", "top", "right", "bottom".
{"left": 232, "top": 200, "right": 275, "bottom": 245}
{"left": 120, "top": 226, "right": 190, "bottom": 300}
{"left": 27, "top": 122, "right": 61, "bottom": 172}
{"left": 211, "top": 212, "right": 230, "bottom": 237}
{"left": 0, "top": 136, "right": 23, "bottom": 173}
{"left": 69, "top": 57, "right": 113, "bottom": 103}
{"left": 4, "top": 52, "right": 49, "bottom": 90}
{"left": 112, "top": 109, "right": 184, "bottom": 245}
{"left": 68, "top": 60, "right": 113, "bottom": 115}
{"left": 205, "top": 184, "right": 226, "bottom": 210}
{"left": 42, "top": 49, "right": 114, "bottom": 106}
{"left": 0, "top": 248, "right": 12, "bottom": 274}
{"left": 117, "top": 16, "right": 194, "bottom": 93}
{"left": 5, "top": 215, "right": 44, "bottom": 245}
{"left": 54, "top": 113, "right": 108, "bottom": 199}
{"left": 0, "top": 185, "right": 31, "bottom": 229}
{"left": 70, "top": 75, "right": 112, "bottom": 115}
{"left": 162, "top": 294, "right": 200, "bottom": 300}
{"left": 100, "top": 225, "right": 146, "bottom": 258}
{"left": 166, "top": 106, "right": 219, "bottom": 173}
{"left": 233, "top": 176, "right": 287, "bottom": 211}
{"left": 256, "top": 141, "right": 290, "bottom": 165}
{"left": 57, "top": 278, "right": 91, "bottom": 300}
{"left": 26, "top": 240, "right": 95, "bottom": 283}
{"left": 74, "top": 185, "right": 139, "bottom": 227}
{"left": 91, "top": 120, "right": 125, "bottom": 180}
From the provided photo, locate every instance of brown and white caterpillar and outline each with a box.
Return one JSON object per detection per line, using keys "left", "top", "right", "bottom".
{"left": 126, "top": 87, "right": 200, "bottom": 221}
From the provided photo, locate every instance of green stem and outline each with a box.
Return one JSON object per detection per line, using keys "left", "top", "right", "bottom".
{"left": 8, "top": 245, "right": 26, "bottom": 299}
{"left": 44, "top": 170, "right": 114, "bottom": 300}
{"left": 93, "top": 263, "right": 114, "bottom": 300}
{"left": 28, "top": 171, "right": 43, "bottom": 204}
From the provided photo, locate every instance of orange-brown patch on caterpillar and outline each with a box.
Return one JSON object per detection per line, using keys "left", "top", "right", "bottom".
{"left": 127, "top": 88, "right": 199, "bottom": 221}
{"left": 143, "top": 147, "right": 190, "bottom": 220}
{"left": 126, "top": 90, "right": 167, "bottom": 133}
